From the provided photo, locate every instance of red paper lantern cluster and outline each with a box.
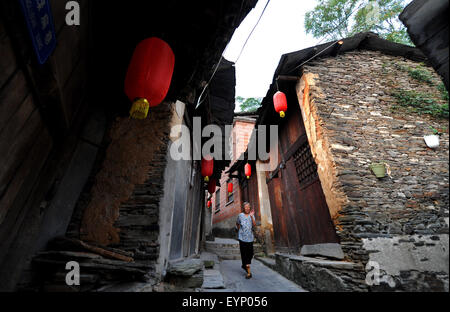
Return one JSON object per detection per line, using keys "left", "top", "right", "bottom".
{"left": 227, "top": 181, "right": 233, "bottom": 195}
{"left": 201, "top": 155, "right": 214, "bottom": 182}
{"left": 124, "top": 37, "right": 175, "bottom": 119}
{"left": 273, "top": 91, "right": 287, "bottom": 118}
{"left": 244, "top": 163, "right": 251, "bottom": 179}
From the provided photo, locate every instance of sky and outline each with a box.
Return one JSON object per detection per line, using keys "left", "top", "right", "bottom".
{"left": 222, "top": 0, "right": 320, "bottom": 109}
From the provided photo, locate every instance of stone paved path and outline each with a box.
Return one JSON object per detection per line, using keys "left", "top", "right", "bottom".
{"left": 216, "top": 259, "right": 306, "bottom": 292}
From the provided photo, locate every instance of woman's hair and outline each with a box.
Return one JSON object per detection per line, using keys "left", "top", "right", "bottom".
{"left": 242, "top": 202, "right": 251, "bottom": 211}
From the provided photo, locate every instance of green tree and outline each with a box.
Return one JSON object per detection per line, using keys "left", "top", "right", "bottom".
{"left": 305, "top": 0, "right": 413, "bottom": 45}
{"left": 236, "top": 96, "right": 262, "bottom": 112}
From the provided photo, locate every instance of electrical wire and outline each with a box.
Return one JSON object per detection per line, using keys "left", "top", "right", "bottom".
{"left": 196, "top": 0, "right": 362, "bottom": 109}
{"left": 286, "top": 40, "right": 341, "bottom": 73}
{"left": 195, "top": 55, "right": 224, "bottom": 109}
{"left": 195, "top": 0, "right": 271, "bottom": 109}
{"left": 234, "top": 0, "right": 271, "bottom": 64}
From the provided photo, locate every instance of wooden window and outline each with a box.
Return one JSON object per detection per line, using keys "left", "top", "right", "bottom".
{"left": 293, "top": 140, "right": 318, "bottom": 188}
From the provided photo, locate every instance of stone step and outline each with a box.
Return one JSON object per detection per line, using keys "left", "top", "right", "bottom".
{"left": 205, "top": 248, "right": 241, "bottom": 255}
{"left": 205, "top": 242, "right": 239, "bottom": 249}
{"left": 217, "top": 254, "right": 241, "bottom": 260}
{"left": 205, "top": 243, "right": 264, "bottom": 251}
{"left": 205, "top": 249, "right": 264, "bottom": 258}
{"left": 201, "top": 269, "right": 225, "bottom": 289}
{"left": 255, "top": 256, "right": 276, "bottom": 270}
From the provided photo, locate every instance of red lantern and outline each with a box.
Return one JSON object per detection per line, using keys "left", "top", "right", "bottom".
{"left": 207, "top": 179, "right": 216, "bottom": 194}
{"left": 244, "top": 163, "right": 251, "bottom": 179}
{"left": 273, "top": 91, "right": 287, "bottom": 118}
{"left": 201, "top": 155, "right": 214, "bottom": 182}
{"left": 207, "top": 200, "right": 212, "bottom": 208}
{"left": 227, "top": 181, "right": 233, "bottom": 195}
{"left": 124, "top": 37, "right": 175, "bottom": 119}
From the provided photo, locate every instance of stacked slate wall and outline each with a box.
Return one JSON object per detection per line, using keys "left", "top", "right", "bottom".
{"left": 298, "top": 50, "right": 448, "bottom": 291}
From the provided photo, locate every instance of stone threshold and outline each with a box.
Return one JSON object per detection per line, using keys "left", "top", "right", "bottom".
{"left": 273, "top": 252, "right": 368, "bottom": 292}
{"left": 276, "top": 253, "right": 364, "bottom": 271}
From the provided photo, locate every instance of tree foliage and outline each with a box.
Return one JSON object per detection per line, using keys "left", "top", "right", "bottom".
{"left": 305, "top": 0, "right": 413, "bottom": 45}
{"left": 236, "top": 96, "right": 262, "bottom": 112}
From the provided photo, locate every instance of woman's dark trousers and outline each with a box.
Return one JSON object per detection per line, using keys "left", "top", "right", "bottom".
{"left": 239, "top": 240, "right": 254, "bottom": 267}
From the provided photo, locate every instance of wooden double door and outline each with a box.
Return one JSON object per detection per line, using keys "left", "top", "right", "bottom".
{"left": 266, "top": 86, "right": 338, "bottom": 253}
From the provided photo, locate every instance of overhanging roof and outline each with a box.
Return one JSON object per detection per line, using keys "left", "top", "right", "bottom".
{"left": 227, "top": 32, "right": 428, "bottom": 175}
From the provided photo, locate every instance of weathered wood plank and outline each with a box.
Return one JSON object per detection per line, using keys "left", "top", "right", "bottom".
{"left": 44, "top": 237, "right": 134, "bottom": 262}
{"left": 0, "top": 23, "right": 17, "bottom": 90}
{"left": 0, "top": 70, "right": 30, "bottom": 132}
{"left": 32, "top": 258, "right": 147, "bottom": 275}
{"left": 49, "top": 21, "right": 82, "bottom": 89}
{"left": 0, "top": 94, "right": 35, "bottom": 158}
{"left": 0, "top": 109, "right": 43, "bottom": 197}
{"left": 35, "top": 250, "right": 103, "bottom": 260}
{"left": 33, "top": 139, "right": 100, "bottom": 251}
{"left": 0, "top": 125, "right": 51, "bottom": 225}
{"left": 60, "top": 57, "right": 88, "bottom": 126}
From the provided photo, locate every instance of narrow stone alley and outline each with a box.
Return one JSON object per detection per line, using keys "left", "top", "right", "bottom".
{"left": 213, "top": 260, "right": 305, "bottom": 292}
{"left": 1, "top": 0, "right": 448, "bottom": 297}
{"left": 195, "top": 238, "right": 305, "bottom": 292}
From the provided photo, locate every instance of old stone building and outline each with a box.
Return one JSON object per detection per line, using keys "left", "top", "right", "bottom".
{"left": 233, "top": 32, "right": 449, "bottom": 291}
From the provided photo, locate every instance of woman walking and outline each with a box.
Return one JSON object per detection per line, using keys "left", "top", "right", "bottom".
{"left": 236, "top": 202, "right": 256, "bottom": 279}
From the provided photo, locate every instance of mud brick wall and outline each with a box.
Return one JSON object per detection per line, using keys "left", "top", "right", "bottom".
{"left": 74, "top": 103, "right": 172, "bottom": 266}
{"left": 298, "top": 50, "right": 449, "bottom": 291}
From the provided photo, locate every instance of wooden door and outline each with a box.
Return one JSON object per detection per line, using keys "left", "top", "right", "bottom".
{"left": 266, "top": 84, "right": 338, "bottom": 252}
{"left": 266, "top": 170, "right": 290, "bottom": 252}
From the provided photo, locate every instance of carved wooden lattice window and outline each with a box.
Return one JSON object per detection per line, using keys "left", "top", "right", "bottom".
{"left": 292, "top": 141, "right": 318, "bottom": 187}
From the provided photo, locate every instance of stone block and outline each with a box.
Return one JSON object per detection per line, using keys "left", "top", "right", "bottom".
{"left": 201, "top": 269, "right": 225, "bottom": 289}
{"left": 166, "top": 271, "right": 204, "bottom": 289}
{"left": 167, "top": 259, "right": 203, "bottom": 276}
{"left": 300, "top": 243, "right": 345, "bottom": 260}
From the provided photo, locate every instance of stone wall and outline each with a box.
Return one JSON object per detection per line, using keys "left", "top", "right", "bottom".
{"left": 275, "top": 253, "right": 368, "bottom": 292}
{"left": 65, "top": 103, "right": 173, "bottom": 284}
{"left": 212, "top": 217, "right": 238, "bottom": 239}
{"left": 79, "top": 103, "right": 172, "bottom": 246}
{"left": 298, "top": 50, "right": 449, "bottom": 291}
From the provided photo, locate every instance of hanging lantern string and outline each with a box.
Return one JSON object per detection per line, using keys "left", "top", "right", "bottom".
{"left": 195, "top": 0, "right": 271, "bottom": 109}
{"left": 234, "top": 0, "right": 271, "bottom": 64}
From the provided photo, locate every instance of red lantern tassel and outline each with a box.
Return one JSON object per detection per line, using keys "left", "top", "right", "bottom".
{"left": 129, "top": 98, "right": 150, "bottom": 119}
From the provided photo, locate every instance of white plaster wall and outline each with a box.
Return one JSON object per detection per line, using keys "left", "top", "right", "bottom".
{"left": 362, "top": 234, "right": 449, "bottom": 276}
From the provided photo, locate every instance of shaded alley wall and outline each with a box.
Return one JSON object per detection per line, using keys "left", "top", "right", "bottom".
{"left": 0, "top": 0, "right": 92, "bottom": 291}
{"left": 69, "top": 101, "right": 203, "bottom": 279}
{"left": 297, "top": 50, "right": 449, "bottom": 291}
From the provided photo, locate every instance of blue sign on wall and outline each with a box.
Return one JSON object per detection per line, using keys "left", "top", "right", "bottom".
{"left": 19, "top": 0, "right": 57, "bottom": 65}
